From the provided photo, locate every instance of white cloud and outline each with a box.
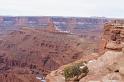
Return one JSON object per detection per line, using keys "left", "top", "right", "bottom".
{"left": 0, "top": 0, "right": 123, "bottom": 18}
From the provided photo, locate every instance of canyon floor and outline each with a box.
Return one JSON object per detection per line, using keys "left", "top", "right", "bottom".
{"left": 0, "top": 27, "right": 101, "bottom": 82}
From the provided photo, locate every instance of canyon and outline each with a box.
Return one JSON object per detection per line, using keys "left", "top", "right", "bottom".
{"left": 0, "top": 16, "right": 123, "bottom": 82}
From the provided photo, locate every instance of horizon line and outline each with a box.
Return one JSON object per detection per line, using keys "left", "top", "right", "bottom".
{"left": 0, "top": 15, "right": 124, "bottom": 19}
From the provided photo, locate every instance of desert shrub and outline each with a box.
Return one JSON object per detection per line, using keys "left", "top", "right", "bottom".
{"left": 64, "top": 61, "right": 88, "bottom": 80}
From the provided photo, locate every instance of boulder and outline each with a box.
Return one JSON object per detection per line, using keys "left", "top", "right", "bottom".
{"left": 87, "top": 51, "right": 123, "bottom": 73}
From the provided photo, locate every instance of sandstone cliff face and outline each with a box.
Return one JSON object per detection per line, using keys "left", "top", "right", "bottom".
{"left": 79, "top": 21, "right": 124, "bottom": 82}
{"left": 46, "top": 20, "right": 124, "bottom": 82}
{"left": 101, "top": 20, "right": 124, "bottom": 50}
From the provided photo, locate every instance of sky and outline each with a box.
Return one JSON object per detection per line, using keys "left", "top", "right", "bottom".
{"left": 0, "top": 0, "right": 124, "bottom": 18}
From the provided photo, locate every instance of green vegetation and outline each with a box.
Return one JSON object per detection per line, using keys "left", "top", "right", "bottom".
{"left": 63, "top": 61, "right": 89, "bottom": 80}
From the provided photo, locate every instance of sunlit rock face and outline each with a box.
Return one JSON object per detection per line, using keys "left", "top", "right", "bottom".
{"left": 79, "top": 20, "right": 124, "bottom": 82}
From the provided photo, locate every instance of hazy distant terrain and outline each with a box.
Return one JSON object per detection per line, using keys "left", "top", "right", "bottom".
{"left": 0, "top": 16, "right": 108, "bottom": 31}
